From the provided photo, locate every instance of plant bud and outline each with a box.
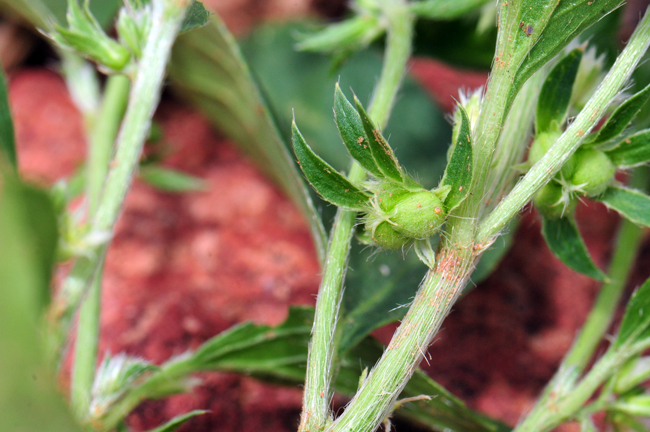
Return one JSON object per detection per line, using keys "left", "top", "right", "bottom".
{"left": 370, "top": 221, "right": 410, "bottom": 250}
{"left": 570, "top": 148, "right": 616, "bottom": 197}
{"left": 533, "top": 182, "right": 574, "bottom": 219}
{"left": 388, "top": 190, "right": 447, "bottom": 239}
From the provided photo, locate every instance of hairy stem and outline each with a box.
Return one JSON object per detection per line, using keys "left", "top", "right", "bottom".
{"left": 70, "top": 74, "right": 130, "bottom": 420}
{"left": 299, "top": 2, "right": 414, "bottom": 431}
{"left": 477, "top": 9, "right": 650, "bottom": 243}
{"left": 47, "top": 0, "right": 191, "bottom": 367}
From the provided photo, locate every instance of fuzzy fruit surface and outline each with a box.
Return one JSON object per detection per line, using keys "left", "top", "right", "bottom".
{"left": 529, "top": 131, "right": 577, "bottom": 178}
{"left": 534, "top": 182, "right": 574, "bottom": 219}
{"left": 570, "top": 148, "right": 616, "bottom": 197}
{"left": 384, "top": 190, "right": 446, "bottom": 239}
{"left": 371, "top": 221, "right": 410, "bottom": 250}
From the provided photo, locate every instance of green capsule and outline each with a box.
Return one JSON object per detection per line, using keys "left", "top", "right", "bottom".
{"left": 529, "top": 131, "right": 576, "bottom": 178}
{"left": 389, "top": 190, "right": 447, "bottom": 239}
{"left": 533, "top": 182, "right": 574, "bottom": 219}
{"left": 370, "top": 221, "right": 410, "bottom": 250}
{"left": 570, "top": 149, "right": 616, "bottom": 197}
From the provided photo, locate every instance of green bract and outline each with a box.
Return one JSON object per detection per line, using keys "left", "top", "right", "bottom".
{"left": 534, "top": 182, "right": 570, "bottom": 220}
{"left": 370, "top": 221, "right": 410, "bottom": 250}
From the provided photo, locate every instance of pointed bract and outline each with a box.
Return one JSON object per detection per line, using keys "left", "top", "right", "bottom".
{"left": 292, "top": 121, "right": 369, "bottom": 210}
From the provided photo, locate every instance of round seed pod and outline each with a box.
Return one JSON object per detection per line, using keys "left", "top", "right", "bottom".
{"left": 389, "top": 190, "right": 447, "bottom": 239}
{"left": 533, "top": 182, "right": 574, "bottom": 219}
{"left": 371, "top": 221, "right": 410, "bottom": 250}
{"left": 529, "top": 131, "right": 576, "bottom": 178}
{"left": 570, "top": 148, "right": 616, "bottom": 197}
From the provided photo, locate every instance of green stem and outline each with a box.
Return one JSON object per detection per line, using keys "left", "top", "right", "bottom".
{"left": 563, "top": 169, "right": 647, "bottom": 371}
{"left": 47, "top": 0, "right": 191, "bottom": 367}
{"left": 298, "top": 3, "right": 413, "bottom": 431}
{"left": 507, "top": 167, "right": 648, "bottom": 432}
{"left": 477, "top": 10, "right": 650, "bottom": 243}
{"left": 70, "top": 75, "right": 131, "bottom": 420}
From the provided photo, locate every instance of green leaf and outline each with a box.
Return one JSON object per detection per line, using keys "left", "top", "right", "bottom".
{"left": 589, "top": 83, "right": 650, "bottom": 144}
{"left": 441, "top": 105, "right": 473, "bottom": 210}
{"left": 509, "top": 0, "right": 623, "bottom": 104}
{"left": 0, "top": 171, "right": 82, "bottom": 432}
{"left": 296, "top": 14, "right": 384, "bottom": 53}
{"left": 333, "top": 84, "right": 381, "bottom": 177}
{"left": 138, "top": 165, "right": 205, "bottom": 193}
{"left": 145, "top": 411, "right": 208, "bottom": 432}
{"left": 541, "top": 215, "right": 606, "bottom": 281}
{"left": 179, "top": 1, "right": 209, "bottom": 33}
{"left": 606, "top": 129, "right": 650, "bottom": 168}
{"left": 168, "top": 17, "right": 328, "bottom": 262}
{"left": 292, "top": 121, "right": 370, "bottom": 210}
{"left": 614, "top": 277, "right": 650, "bottom": 350}
{"left": 536, "top": 48, "right": 583, "bottom": 133}
{"left": 0, "top": 59, "right": 16, "bottom": 168}
{"left": 597, "top": 185, "right": 650, "bottom": 227}
{"left": 186, "top": 306, "right": 314, "bottom": 381}
{"left": 354, "top": 96, "right": 405, "bottom": 183}
{"left": 291, "top": 122, "right": 370, "bottom": 210}
{"left": 410, "top": 0, "right": 492, "bottom": 20}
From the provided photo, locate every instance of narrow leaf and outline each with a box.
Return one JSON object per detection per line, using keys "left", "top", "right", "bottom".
{"left": 138, "top": 165, "right": 206, "bottom": 193}
{"left": 541, "top": 215, "right": 606, "bottom": 281}
{"left": 510, "top": 0, "right": 622, "bottom": 103}
{"left": 536, "top": 48, "right": 583, "bottom": 133}
{"left": 334, "top": 84, "right": 382, "bottom": 177}
{"left": 180, "top": 1, "right": 209, "bottom": 33}
{"left": 614, "top": 277, "right": 650, "bottom": 349}
{"left": 296, "top": 14, "right": 383, "bottom": 53}
{"left": 441, "top": 105, "right": 473, "bottom": 210}
{"left": 354, "top": 96, "right": 404, "bottom": 183}
{"left": 168, "top": 17, "right": 328, "bottom": 262}
{"left": 606, "top": 129, "right": 650, "bottom": 168}
{"left": 590, "top": 83, "right": 650, "bottom": 144}
{"left": 0, "top": 59, "right": 16, "bottom": 167}
{"left": 145, "top": 411, "right": 208, "bottom": 432}
{"left": 292, "top": 121, "right": 369, "bottom": 210}
{"left": 410, "top": 0, "right": 492, "bottom": 20}
{"left": 597, "top": 185, "right": 650, "bottom": 227}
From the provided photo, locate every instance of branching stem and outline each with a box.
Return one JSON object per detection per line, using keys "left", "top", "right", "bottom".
{"left": 298, "top": 2, "right": 414, "bottom": 431}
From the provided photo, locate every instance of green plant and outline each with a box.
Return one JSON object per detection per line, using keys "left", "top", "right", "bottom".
{"left": 2, "top": 0, "right": 650, "bottom": 431}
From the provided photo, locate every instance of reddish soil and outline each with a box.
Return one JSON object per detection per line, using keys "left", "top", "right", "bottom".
{"left": 7, "top": 12, "right": 650, "bottom": 432}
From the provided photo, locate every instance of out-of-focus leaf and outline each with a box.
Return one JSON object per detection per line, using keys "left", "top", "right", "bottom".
{"left": 606, "top": 129, "right": 650, "bottom": 168}
{"left": 412, "top": 18, "right": 496, "bottom": 69}
{"left": 179, "top": 1, "right": 209, "bottom": 33}
{"left": 588, "top": 83, "right": 650, "bottom": 145}
{"left": 614, "top": 277, "right": 650, "bottom": 350}
{"left": 145, "top": 411, "right": 208, "bottom": 432}
{"left": 292, "top": 121, "right": 370, "bottom": 210}
{"left": 128, "top": 307, "right": 507, "bottom": 432}
{"left": 597, "top": 185, "right": 650, "bottom": 227}
{"left": 0, "top": 60, "right": 15, "bottom": 168}
{"left": 169, "top": 17, "right": 328, "bottom": 262}
{"left": 536, "top": 48, "right": 583, "bottom": 133}
{"left": 296, "top": 14, "right": 384, "bottom": 53}
{"left": 541, "top": 215, "right": 606, "bottom": 281}
{"left": 410, "top": 0, "right": 491, "bottom": 20}
{"left": 333, "top": 84, "right": 381, "bottom": 177}
{"left": 0, "top": 171, "right": 82, "bottom": 432}
{"left": 441, "top": 105, "right": 472, "bottom": 210}
{"left": 0, "top": 0, "right": 120, "bottom": 30}
{"left": 138, "top": 165, "right": 205, "bottom": 193}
